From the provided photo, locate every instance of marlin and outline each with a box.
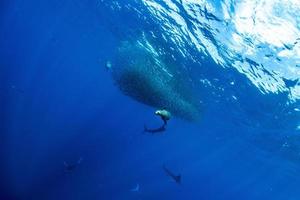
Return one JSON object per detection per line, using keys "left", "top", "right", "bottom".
{"left": 143, "top": 124, "right": 166, "bottom": 134}
{"left": 163, "top": 165, "right": 181, "bottom": 184}
{"left": 64, "top": 157, "right": 82, "bottom": 172}
{"left": 130, "top": 184, "right": 140, "bottom": 192}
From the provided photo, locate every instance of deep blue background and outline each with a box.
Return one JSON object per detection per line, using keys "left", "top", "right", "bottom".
{"left": 1, "top": 1, "right": 300, "bottom": 200}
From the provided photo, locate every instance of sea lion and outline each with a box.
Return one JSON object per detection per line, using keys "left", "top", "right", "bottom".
{"left": 155, "top": 108, "right": 171, "bottom": 125}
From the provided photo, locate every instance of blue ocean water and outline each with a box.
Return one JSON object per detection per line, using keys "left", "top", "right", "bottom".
{"left": 1, "top": 0, "right": 300, "bottom": 199}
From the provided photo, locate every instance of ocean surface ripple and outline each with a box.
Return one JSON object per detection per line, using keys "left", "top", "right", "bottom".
{"left": 102, "top": 0, "right": 300, "bottom": 131}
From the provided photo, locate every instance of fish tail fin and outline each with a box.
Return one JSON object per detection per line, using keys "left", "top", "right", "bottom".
{"left": 142, "top": 125, "right": 148, "bottom": 133}
{"left": 176, "top": 175, "right": 181, "bottom": 184}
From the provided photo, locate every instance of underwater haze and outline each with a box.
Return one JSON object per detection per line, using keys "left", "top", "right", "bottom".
{"left": 1, "top": 0, "right": 300, "bottom": 199}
